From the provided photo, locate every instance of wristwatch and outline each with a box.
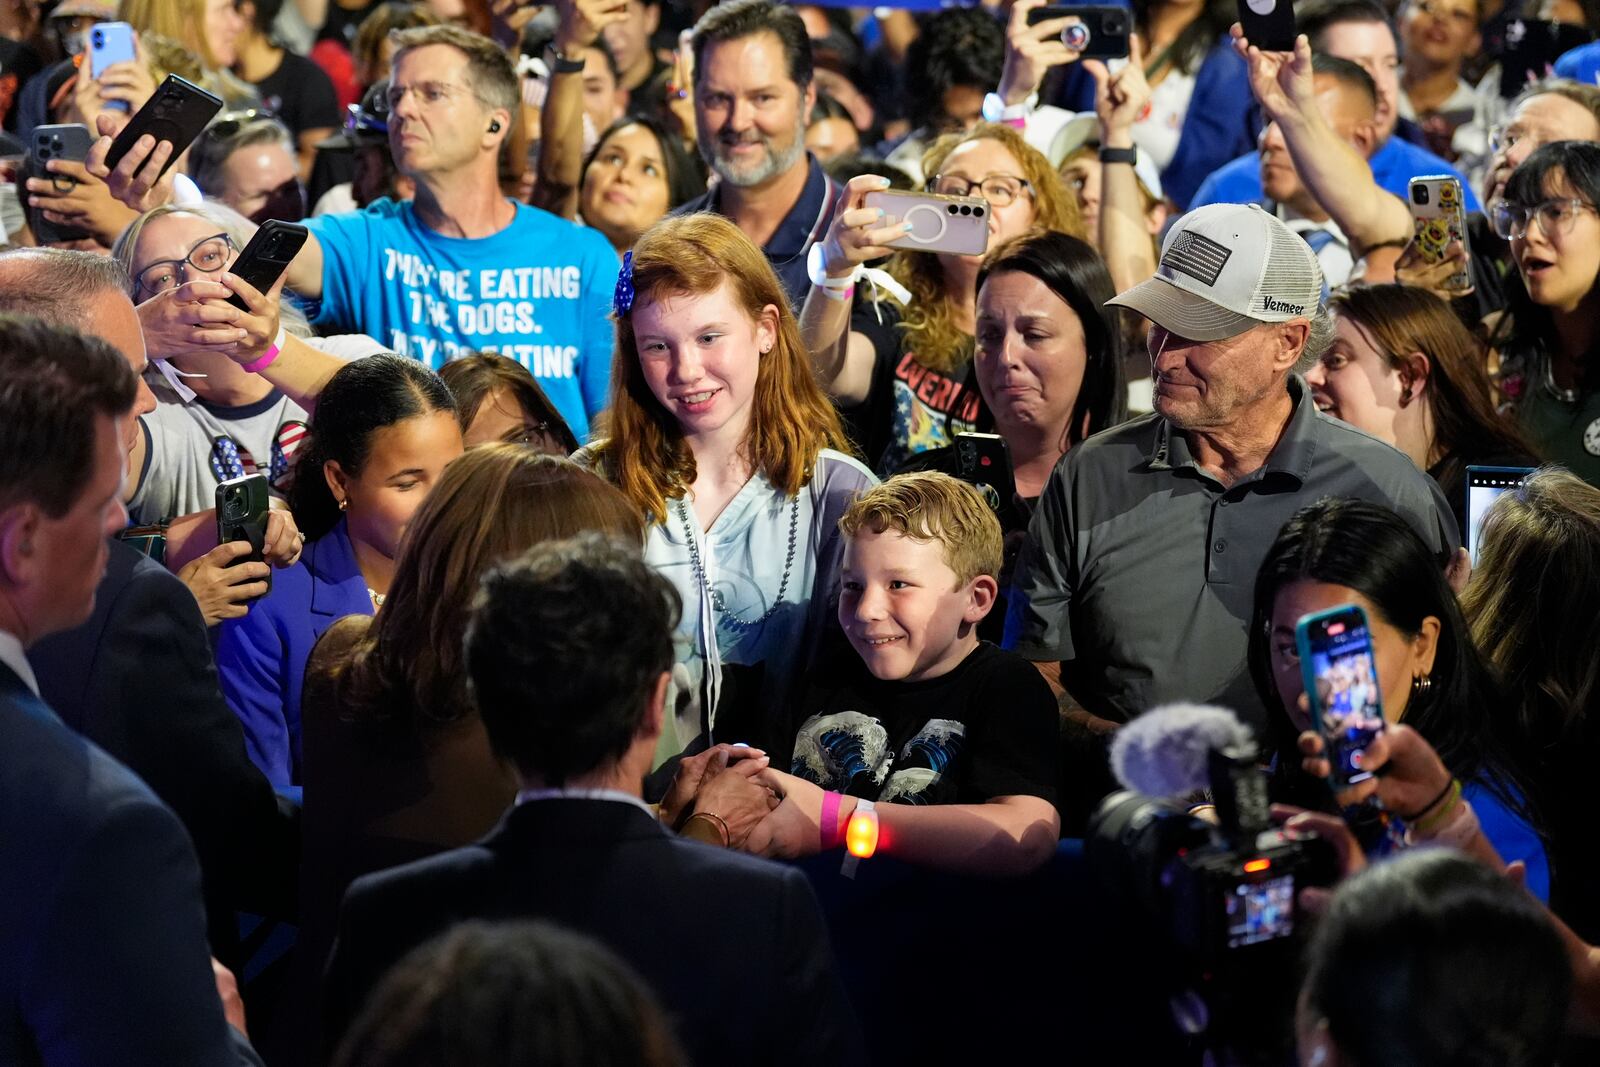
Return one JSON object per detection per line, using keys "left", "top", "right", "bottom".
{"left": 545, "top": 43, "right": 586, "bottom": 75}
{"left": 1098, "top": 145, "right": 1138, "bottom": 166}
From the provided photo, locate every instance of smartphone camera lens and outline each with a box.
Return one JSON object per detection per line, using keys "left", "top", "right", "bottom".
{"left": 1063, "top": 22, "right": 1090, "bottom": 50}
{"left": 1106, "top": 12, "right": 1128, "bottom": 33}
{"left": 1412, "top": 185, "right": 1430, "bottom": 205}
{"left": 959, "top": 205, "right": 971, "bottom": 215}
{"left": 224, "top": 492, "right": 246, "bottom": 520}
{"left": 973, "top": 206, "right": 985, "bottom": 217}
{"left": 92, "top": 30, "right": 103, "bottom": 46}
{"left": 946, "top": 204, "right": 958, "bottom": 215}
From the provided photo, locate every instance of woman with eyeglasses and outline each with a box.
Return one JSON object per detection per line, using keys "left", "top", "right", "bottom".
{"left": 111, "top": 201, "right": 387, "bottom": 528}
{"left": 1310, "top": 283, "right": 1536, "bottom": 529}
{"left": 437, "top": 352, "right": 579, "bottom": 454}
{"left": 1488, "top": 139, "right": 1600, "bottom": 486}
{"left": 804, "top": 122, "right": 1082, "bottom": 474}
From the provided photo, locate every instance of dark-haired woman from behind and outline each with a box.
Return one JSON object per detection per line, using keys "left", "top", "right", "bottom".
{"left": 437, "top": 352, "right": 580, "bottom": 454}
{"left": 1463, "top": 468, "right": 1600, "bottom": 942}
{"left": 296, "top": 448, "right": 645, "bottom": 994}
{"left": 215, "top": 354, "right": 463, "bottom": 793}
{"left": 1248, "top": 497, "right": 1550, "bottom": 898}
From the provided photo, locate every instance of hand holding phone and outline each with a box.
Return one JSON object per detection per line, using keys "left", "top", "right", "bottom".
{"left": 88, "top": 22, "right": 138, "bottom": 113}
{"left": 215, "top": 474, "right": 272, "bottom": 598}
{"left": 1024, "top": 4, "right": 1131, "bottom": 60}
{"left": 1408, "top": 176, "right": 1472, "bottom": 294}
{"left": 24, "top": 124, "right": 95, "bottom": 244}
{"left": 1296, "top": 605, "right": 1386, "bottom": 791}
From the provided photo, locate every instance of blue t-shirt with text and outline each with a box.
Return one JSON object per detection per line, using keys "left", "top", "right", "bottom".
{"left": 306, "top": 198, "right": 617, "bottom": 440}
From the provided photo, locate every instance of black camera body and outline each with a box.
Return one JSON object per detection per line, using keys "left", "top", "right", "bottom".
{"left": 1090, "top": 745, "right": 1338, "bottom": 967}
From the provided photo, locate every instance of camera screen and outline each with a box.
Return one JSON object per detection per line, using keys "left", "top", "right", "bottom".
{"left": 1307, "top": 616, "right": 1384, "bottom": 785}
{"left": 1225, "top": 874, "right": 1295, "bottom": 949}
{"left": 1466, "top": 469, "right": 1531, "bottom": 564}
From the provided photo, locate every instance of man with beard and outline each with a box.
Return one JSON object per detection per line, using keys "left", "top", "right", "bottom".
{"left": 675, "top": 0, "right": 840, "bottom": 306}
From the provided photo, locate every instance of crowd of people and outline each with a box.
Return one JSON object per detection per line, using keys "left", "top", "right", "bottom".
{"left": 2, "top": 0, "right": 1600, "bottom": 1061}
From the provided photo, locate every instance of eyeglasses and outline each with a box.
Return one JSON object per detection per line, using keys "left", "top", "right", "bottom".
{"left": 385, "top": 81, "right": 479, "bottom": 111}
{"left": 343, "top": 101, "right": 389, "bottom": 136}
{"left": 135, "top": 232, "right": 235, "bottom": 296}
{"left": 928, "top": 173, "right": 1033, "bottom": 207}
{"left": 1489, "top": 197, "right": 1597, "bottom": 239}
{"left": 504, "top": 422, "right": 568, "bottom": 454}
{"left": 204, "top": 109, "right": 278, "bottom": 143}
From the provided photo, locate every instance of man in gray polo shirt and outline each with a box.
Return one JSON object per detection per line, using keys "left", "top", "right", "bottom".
{"left": 1009, "top": 203, "right": 1457, "bottom": 745}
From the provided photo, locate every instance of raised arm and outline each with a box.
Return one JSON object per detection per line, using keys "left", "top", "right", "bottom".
{"left": 798, "top": 173, "right": 906, "bottom": 405}
{"left": 532, "top": 0, "right": 630, "bottom": 219}
{"left": 1087, "top": 37, "right": 1158, "bottom": 293}
{"left": 1234, "top": 27, "right": 1412, "bottom": 251}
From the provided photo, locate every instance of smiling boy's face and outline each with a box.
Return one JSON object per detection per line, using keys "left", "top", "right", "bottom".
{"left": 837, "top": 527, "right": 991, "bottom": 684}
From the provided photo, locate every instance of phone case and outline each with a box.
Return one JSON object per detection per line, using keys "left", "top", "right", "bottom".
{"left": 227, "top": 221, "right": 309, "bottom": 311}
{"left": 89, "top": 22, "right": 136, "bottom": 81}
{"left": 1409, "top": 176, "right": 1471, "bottom": 292}
{"left": 26, "top": 124, "right": 95, "bottom": 244}
{"left": 1024, "top": 5, "right": 1131, "bottom": 60}
{"left": 215, "top": 474, "right": 272, "bottom": 596}
{"left": 1236, "top": 0, "right": 1297, "bottom": 52}
{"left": 105, "top": 75, "right": 224, "bottom": 178}
{"left": 863, "top": 189, "right": 990, "bottom": 257}
{"left": 954, "top": 432, "right": 1019, "bottom": 523}
{"left": 1295, "top": 605, "right": 1385, "bottom": 789}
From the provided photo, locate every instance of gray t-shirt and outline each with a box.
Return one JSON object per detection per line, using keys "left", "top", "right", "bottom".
{"left": 129, "top": 335, "right": 384, "bottom": 525}
{"left": 1009, "top": 375, "right": 1459, "bottom": 732}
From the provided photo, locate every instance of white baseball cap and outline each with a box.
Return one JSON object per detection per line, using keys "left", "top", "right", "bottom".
{"left": 1043, "top": 113, "right": 1164, "bottom": 202}
{"left": 1107, "top": 203, "right": 1323, "bottom": 342}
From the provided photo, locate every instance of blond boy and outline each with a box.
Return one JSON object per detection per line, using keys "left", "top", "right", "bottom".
{"left": 746, "top": 473, "right": 1060, "bottom": 875}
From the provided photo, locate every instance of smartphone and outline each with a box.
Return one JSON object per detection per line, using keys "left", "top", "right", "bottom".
{"left": 226, "top": 220, "right": 309, "bottom": 311}
{"left": 215, "top": 473, "right": 271, "bottom": 595}
{"left": 1236, "top": 0, "right": 1296, "bottom": 53}
{"left": 1498, "top": 19, "right": 1593, "bottom": 99}
{"left": 1409, "top": 175, "right": 1472, "bottom": 293}
{"left": 25, "top": 123, "right": 95, "bottom": 244}
{"left": 954, "top": 432, "right": 1020, "bottom": 525}
{"left": 89, "top": 22, "right": 137, "bottom": 113}
{"left": 1295, "top": 604, "right": 1386, "bottom": 791}
{"left": 1464, "top": 465, "right": 1533, "bottom": 564}
{"left": 862, "top": 188, "right": 991, "bottom": 257}
{"left": 1024, "top": 5, "right": 1131, "bottom": 60}
{"left": 104, "top": 74, "right": 224, "bottom": 178}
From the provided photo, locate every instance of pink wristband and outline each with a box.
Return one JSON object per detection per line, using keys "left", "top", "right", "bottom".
{"left": 241, "top": 326, "right": 286, "bottom": 374}
{"left": 820, "top": 791, "right": 843, "bottom": 851}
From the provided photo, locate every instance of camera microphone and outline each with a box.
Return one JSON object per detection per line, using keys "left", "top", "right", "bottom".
{"left": 1109, "top": 702, "right": 1256, "bottom": 798}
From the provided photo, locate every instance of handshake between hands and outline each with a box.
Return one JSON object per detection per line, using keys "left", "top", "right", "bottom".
{"left": 658, "top": 743, "right": 837, "bottom": 859}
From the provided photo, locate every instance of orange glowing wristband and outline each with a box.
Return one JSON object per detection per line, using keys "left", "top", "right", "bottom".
{"left": 840, "top": 799, "right": 878, "bottom": 878}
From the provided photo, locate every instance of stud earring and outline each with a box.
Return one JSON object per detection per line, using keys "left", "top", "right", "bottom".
{"left": 1410, "top": 672, "right": 1432, "bottom": 700}
{"left": 338, "top": 498, "right": 349, "bottom": 511}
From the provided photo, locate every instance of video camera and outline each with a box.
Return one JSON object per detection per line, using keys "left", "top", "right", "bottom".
{"left": 1086, "top": 704, "right": 1339, "bottom": 1062}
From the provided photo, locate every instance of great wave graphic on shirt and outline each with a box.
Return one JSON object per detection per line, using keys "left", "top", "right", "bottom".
{"left": 791, "top": 711, "right": 966, "bottom": 804}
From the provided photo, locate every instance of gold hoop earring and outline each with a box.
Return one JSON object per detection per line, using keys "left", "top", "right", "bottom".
{"left": 1410, "top": 672, "right": 1432, "bottom": 700}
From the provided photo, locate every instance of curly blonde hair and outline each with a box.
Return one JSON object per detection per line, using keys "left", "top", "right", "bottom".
{"left": 589, "top": 213, "right": 853, "bottom": 522}
{"left": 839, "top": 471, "right": 1002, "bottom": 586}
{"left": 886, "top": 123, "right": 1083, "bottom": 374}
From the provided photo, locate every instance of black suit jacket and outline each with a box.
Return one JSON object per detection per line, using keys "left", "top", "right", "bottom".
{"left": 325, "top": 798, "right": 864, "bottom": 1067}
{"left": 29, "top": 538, "right": 298, "bottom": 955}
{"left": 0, "top": 663, "right": 262, "bottom": 1066}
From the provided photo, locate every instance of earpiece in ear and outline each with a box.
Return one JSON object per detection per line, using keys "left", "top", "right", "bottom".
{"left": 488, "top": 119, "right": 502, "bottom": 133}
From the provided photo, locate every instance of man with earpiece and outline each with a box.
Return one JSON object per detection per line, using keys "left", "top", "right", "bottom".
{"left": 272, "top": 24, "right": 618, "bottom": 442}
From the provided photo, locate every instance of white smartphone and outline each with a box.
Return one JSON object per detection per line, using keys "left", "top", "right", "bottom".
{"left": 1408, "top": 175, "right": 1471, "bottom": 292}
{"left": 862, "top": 188, "right": 991, "bottom": 257}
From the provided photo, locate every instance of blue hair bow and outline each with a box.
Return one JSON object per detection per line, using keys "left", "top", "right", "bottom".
{"left": 613, "top": 250, "right": 635, "bottom": 317}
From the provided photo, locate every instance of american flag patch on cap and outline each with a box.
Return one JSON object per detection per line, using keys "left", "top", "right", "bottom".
{"left": 1162, "top": 231, "right": 1232, "bottom": 287}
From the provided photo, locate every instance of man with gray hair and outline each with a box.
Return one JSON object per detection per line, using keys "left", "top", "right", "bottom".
{"left": 1008, "top": 204, "right": 1456, "bottom": 820}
